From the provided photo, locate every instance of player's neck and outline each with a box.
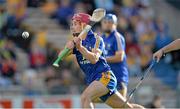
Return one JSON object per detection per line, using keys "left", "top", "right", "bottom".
{"left": 105, "top": 29, "right": 115, "bottom": 38}
{"left": 105, "top": 33, "right": 110, "bottom": 37}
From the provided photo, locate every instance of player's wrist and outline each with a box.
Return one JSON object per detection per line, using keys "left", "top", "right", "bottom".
{"left": 77, "top": 45, "right": 84, "bottom": 52}
{"left": 161, "top": 48, "right": 166, "bottom": 56}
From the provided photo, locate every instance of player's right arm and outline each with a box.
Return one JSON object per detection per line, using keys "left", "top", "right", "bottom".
{"left": 153, "top": 38, "right": 180, "bottom": 62}
{"left": 106, "top": 51, "right": 124, "bottom": 63}
{"left": 106, "top": 34, "right": 125, "bottom": 63}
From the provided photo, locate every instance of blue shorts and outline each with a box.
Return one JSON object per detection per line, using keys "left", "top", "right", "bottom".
{"left": 96, "top": 71, "right": 117, "bottom": 102}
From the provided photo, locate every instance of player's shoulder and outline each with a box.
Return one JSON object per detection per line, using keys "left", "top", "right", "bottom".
{"left": 113, "top": 31, "right": 125, "bottom": 41}
{"left": 87, "top": 31, "right": 103, "bottom": 46}
{"left": 113, "top": 31, "right": 123, "bottom": 38}
{"left": 92, "top": 32, "right": 102, "bottom": 41}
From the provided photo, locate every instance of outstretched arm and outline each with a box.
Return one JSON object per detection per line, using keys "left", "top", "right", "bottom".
{"left": 161, "top": 38, "right": 180, "bottom": 53}
{"left": 153, "top": 38, "right": 180, "bottom": 62}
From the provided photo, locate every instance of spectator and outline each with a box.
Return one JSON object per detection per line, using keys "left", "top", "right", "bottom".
{"left": 6, "top": 0, "right": 27, "bottom": 20}
{"left": 137, "top": 0, "right": 154, "bottom": 20}
{"left": 140, "top": 44, "right": 153, "bottom": 70}
{"left": 155, "top": 32, "right": 172, "bottom": 50}
{"left": 21, "top": 68, "right": 44, "bottom": 96}
{"left": 0, "top": 40, "right": 17, "bottom": 81}
{"left": 5, "top": 40, "right": 16, "bottom": 60}
{"left": 154, "top": 17, "right": 172, "bottom": 50}
{"left": 134, "top": 16, "right": 148, "bottom": 37}
{"left": 44, "top": 67, "right": 65, "bottom": 94}
{"left": 41, "top": 0, "right": 58, "bottom": 15}
{"left": 146, "top": 95, "right": 165, "bottom": 108}
{"left": 121, "top": 0, "right": 139, "bottom": 19}
{"left": 94, "top": 0, "right": 114, "bottom": 12}
{"left": 117, "top": 15, "right": 130, "bottom": 35}
{"left": 0, "top": 4, "right": 7, "bottom": 32}
{"left": 27, "top": 0, "right": 46, "bottom": 7}
{"left": 74, "top": 2, "right": 87, "bottom": 13}
{"left": 0, "top": 58, "right": 17, "bottom": 80}
{"left": 126, "top": 46, "right": 141, "bottom": 76}
{"left": 125, "top": 32, "right": 141, "bottom": 76}
{"left": 52, "top": 0, "right": 74, "bottom": 28}
{"left": 154, "top": 16, "right": 169, "bottom": 34}
{"left": 35, "top": 26, "right": 47, "bottom": 48}
{"left": 29, "top": 43, "right": 46, "bottom": 69}
{"left": 125, "top": 31, "right": 141, "bottom": 56}
{"left": 46, "top": 42, "right": 58, "bottom": 65}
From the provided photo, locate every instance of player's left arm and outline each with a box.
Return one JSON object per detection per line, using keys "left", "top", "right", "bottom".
{"left": 73, "top": 36, "right": 103, "bottom": 64}
{"left": 153, "top": 38, "right": 180, "bottom": 62}
{"left": 106, "top": 34, "right": 125, "bottom": 63}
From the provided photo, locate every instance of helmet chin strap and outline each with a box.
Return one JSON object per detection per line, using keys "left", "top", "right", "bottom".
{"left": 104, "top": 30, "right": 111, "bottom": 34}
{"left": 73, "top": 33, "right": 80, "bottom": 37}
{"left": 104, "top": 27, "right": 116, "bottom": 34}
{"left": 104, "top": 29, "right": 114, "bottom": 35}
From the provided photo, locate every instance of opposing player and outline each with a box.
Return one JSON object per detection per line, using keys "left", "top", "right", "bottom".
{"left": 62, "top": 12, "right": 143, "bottom": 108}
{"left": 153, "top": 38, "right": 180, "bottom": 62}
{"left": 101, "top": 14, "right": 128, "bottom": 98}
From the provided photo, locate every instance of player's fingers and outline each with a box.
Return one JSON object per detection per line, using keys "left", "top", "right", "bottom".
{"left": 75, "top": 38, "right": 82, "bottom": 46}
{"left": 153, "top": 51, "right": 161, "bottom": 62}
{"left": 152, "top": 54, "right": 156, "bottom": 60}
{"left": 152, "top": 56, "right": 157, "bottom": 63}
{"left": 156, "top": 57, "right": 160, "bottom": 63}
{"left": 153, "top": 55, "right": 160, "bottom": 62}
{"left": 66, "top": 41, "right": 74, "bottom": 49}
{"left": 73, "top": 37, "right": 80, "bottom": 43}
{"left": 77, "top": 37, "right": 81, "bottom": 43}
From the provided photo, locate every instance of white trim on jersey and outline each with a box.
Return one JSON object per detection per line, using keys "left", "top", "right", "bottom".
{"left": 114, "top": 32, "right": 123, "bottom": 51}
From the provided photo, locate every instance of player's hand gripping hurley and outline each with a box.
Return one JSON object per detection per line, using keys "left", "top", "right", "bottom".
{"left": 53, "top": 8, "right": 106, "bottom": 67}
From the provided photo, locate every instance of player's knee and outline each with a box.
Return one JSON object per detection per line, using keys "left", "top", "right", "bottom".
{"left": 81, "top": 93, "right": 91, "bottom": 103}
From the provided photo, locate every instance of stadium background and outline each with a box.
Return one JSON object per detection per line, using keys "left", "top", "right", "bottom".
{"left": 0, "top": 0, "right": 180, "bottom": 108}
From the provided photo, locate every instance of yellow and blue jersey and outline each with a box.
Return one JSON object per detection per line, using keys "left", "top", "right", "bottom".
{"left": 73, "top": 30, "right": 112, "bottom": 84}
{"left": 102, "top": 30, "right": 129, "bottom": 87}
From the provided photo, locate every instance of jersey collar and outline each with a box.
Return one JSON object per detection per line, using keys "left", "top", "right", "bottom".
{"left": 103, "top": 29, "right": 117, "bottom": 38}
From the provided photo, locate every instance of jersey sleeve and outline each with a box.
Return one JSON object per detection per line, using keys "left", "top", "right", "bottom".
{"left": 114, "top": 32, "right": 123, "bottom": 52}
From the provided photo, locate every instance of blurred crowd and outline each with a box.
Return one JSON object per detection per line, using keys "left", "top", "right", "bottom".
{"left": 0, "top": 0, "right": 179, "bottom": 97}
